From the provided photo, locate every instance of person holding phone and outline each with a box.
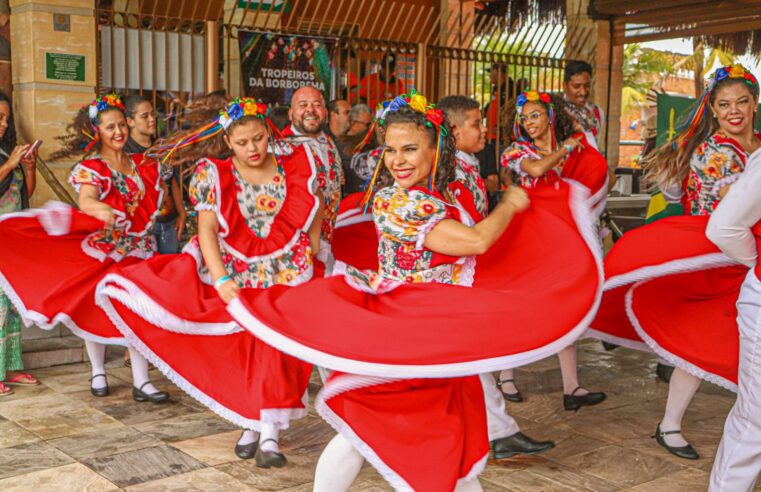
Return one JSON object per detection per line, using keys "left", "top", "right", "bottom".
{"left": 0, "top": 90, "right": 40, "bottom": 396}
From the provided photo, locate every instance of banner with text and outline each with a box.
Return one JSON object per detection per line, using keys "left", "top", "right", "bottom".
{"left": 238, "top": 31, "right": 336, "bottom": 105}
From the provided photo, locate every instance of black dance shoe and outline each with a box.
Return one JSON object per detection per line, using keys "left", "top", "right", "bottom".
{"left": 132, "top": 382, "right": 170, "bottom": 403}
{"left": 601, "top": 341, "right": 619, "bottom": 351}
{"left": 656, "top": 363, "right": 675, "bottom": 383}
{"left": 563, "top": 387, "right": 606, "bottom": 411}
{"left": 255, "top": 439, "right": 287, "bottom": 468}
{"left": 653, "top": 424, "right": 699, "bottom": 460}
{"left": 491, "top": 432, "right": 555, "bottom": 459}
{"left": 234, "top": 432, "right": 258, "bottom": 460}
{"left": 496, "top": 377, "right": 523, "bottom": 403}
{"left": 89, "top": 374, "right": 110, "bottom": 397}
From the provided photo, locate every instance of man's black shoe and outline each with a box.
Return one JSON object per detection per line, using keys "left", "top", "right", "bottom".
{"left": 491, "top": 432, "right": 555, "bottom": 459}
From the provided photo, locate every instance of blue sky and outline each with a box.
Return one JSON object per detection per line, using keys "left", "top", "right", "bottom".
{"left": 642, "top": 38, "right": 761, "bottom": 76}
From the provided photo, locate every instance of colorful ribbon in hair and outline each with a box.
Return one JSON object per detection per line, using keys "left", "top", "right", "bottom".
{"left": 360, "top": 90, "right": 448, "bottom": 209}
{"left": 678, "top": 64, "right": 759, "bottom": 149}
{"left": 83, "top": 94, "right": 126, "bottom": 152}
{"left": 152, "top": 98, "right": 280, "bottom": 165}
{"left": 513, "top": 90, "right": 556, "bottom": 151}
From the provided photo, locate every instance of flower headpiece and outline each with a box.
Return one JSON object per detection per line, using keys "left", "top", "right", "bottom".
{"left": 361, "top": 90, "right": 448, "bottom": 208}
{"left": 513, "top": 90, "right": 556, "bottom": 150}
{"left": 152, "top": 98, "right": 281, "bottom": 165}
{"left": 83, "top": 93, "right": 126, "bottom": 152}
{"left": 678, "top": 64, "right": 759, "bottom": 148}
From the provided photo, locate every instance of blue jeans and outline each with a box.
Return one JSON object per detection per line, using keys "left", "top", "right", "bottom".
{"left": 152, "top": 218, "right": 179, "bottom": 254}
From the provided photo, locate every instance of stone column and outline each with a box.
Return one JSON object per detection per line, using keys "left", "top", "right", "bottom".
{"left": 11, "top": 0, "right": 96, "bottom": 206}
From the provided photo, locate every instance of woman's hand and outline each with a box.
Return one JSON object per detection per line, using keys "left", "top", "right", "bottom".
{"left": 2, "top": 144, "right": 31, "bottom": 171}
{"left": 562, "top": 136, "right": 583, "bottom": 153}
{"left": 216, "top": 278, "right": 240, "bottom": 304}
{"left": 501, "top": 186, "right": 530, "bottom": 212}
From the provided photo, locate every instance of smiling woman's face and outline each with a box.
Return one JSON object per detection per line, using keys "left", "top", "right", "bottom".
{"left": 383, "top": 122, "right": 436, "bottom": 189}
{"left": 711, "top": 81, "right": 758, "bottom": 139}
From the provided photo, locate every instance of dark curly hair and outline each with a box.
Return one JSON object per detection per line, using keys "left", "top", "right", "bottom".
{"left": 375, "top": 106, "right": 457, "bottom": 196}
{"left": 0, "top": 91, "right": 17, "bottom": 155}
{"left": 503, "top": 92, "right": 578, "bottom": 146}
{"left": 50, "top": 104, "right": 126, "bottom": 161}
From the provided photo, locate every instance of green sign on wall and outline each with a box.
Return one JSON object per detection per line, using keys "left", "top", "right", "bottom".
{"left": 45, "top": 53, "right": 85, "bottom": 82}
{"left": 656, "top": 93, "right": 761, "bottom": 147}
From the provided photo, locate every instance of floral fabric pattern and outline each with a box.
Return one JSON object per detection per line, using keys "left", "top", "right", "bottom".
{"left": 343, "top": 186, "right": 464, "bottom": 292}
{"left": 188, "top": 159, "right": 314, "bottom": 289}
{"left": 0, "top": 168, "right": 23, "bottom": 214}
{"left": 684, "top": 133, "right": 747, "bottom": 216}
{"left": 500, "top": 141, "right": 561, "bottom": 188}
{"left": 454, "top": 154, "right": 488, "bottom": 218}
{"left": 68, "top": 156, "right": 158, "bottom": 258}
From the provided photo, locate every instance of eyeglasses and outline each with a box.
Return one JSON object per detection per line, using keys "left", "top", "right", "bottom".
{"left": 518, "top": 111, "right": 547, "bottom": 124}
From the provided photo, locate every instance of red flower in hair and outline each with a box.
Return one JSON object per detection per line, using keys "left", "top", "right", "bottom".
{"left": 539, "top": 93, "right": 551, "bottom": 104}
{"left": 256, "top": 103, "right": 268, "bottom": 115}
{"left": 426, "top": 109, "right": 444, "bottom": 129}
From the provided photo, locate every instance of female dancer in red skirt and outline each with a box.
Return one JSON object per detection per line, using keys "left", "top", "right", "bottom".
{"left": 227, "top": 92, "right": 604, "bottom": 490}
{"left": 496, "top": 90, "right": 609, "bottom": 409}
{"left": 589, "top": 64, "right": 760, "bottom": 459}
{"left": 96, "top": 98, "right": 321, "bottom": 467}
{"left": 0, "top": 94, "right": 169, "bottom": 402}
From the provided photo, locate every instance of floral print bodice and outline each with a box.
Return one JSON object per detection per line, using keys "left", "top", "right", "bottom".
{"left": 454, "top": 152, "right": 488, "bottom": 219}
{"left": 188, "top": 159, "right": 314, "bottom": 288}
{"left": 68, "top": 155, "right": 166, "bottom": 260}
{"left": 684, "top": 132, "right": 753, "bottom": 216}
{"left": 343, "top": 186, "right": 475, "bottom": 293}
{"left": 500, "top": 141, "right": 561, "bottom": 188}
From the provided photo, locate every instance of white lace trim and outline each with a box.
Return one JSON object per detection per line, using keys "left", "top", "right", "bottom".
{"left": 0, "top": 268, "right": 127, "bottom": 345}
{"left": 95, "top": 274, "right": 241, "bottom": 336}
{"left": 603, "top": 253, "right": 738, "bottom": 291}
{"left": 37, "top": 201, "right": 73, "bottom": 236}
{"left": 626, "top": 281, "right": 738, "bottom": 392}
{"left": 583, "top": 328, "right": 652, "bottom": 352}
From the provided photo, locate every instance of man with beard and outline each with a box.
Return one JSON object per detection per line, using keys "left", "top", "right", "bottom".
{"left": 282, "top": 86, "right": 343, "bottom": 271}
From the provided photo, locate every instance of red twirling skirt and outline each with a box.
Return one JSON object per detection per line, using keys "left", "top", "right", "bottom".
{"left": 0, "top": 204, "right": 145, "bottom": 345}
{"left": 588, "top": 215, "right": 746, "bottom": 391}
{"left": 95, "top": 251, "right": 313, "bottom": 430}
{"left": 227, "top": 181, "right": 603, "bottom": 489}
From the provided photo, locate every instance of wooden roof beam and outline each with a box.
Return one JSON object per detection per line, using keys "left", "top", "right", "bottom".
{"left": 591, "top": 0, "right": 712, "bottom": 17}
{"left": 615, "top": 17, "right": 761, "bottom": 44}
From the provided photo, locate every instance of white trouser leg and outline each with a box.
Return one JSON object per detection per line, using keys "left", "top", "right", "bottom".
{"left": 710, "top": 272, "right": 761, "bottom": 492}
{"left": 479, "top": 373, "right": 520, "bottom": 441}
{"left": 313, "top": 434, "right": 365, "bottom": 492}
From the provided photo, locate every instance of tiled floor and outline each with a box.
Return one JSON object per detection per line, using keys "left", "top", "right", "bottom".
{"left": 0, "top": 340, "right": 751, "bottom": 491}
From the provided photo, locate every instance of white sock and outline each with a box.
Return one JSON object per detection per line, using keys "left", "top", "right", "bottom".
{"left": 314, "top": 435, "right": 365, "bottom": 492}
{"left": 237, "top": 429, "right": 259, "bottom": 446}
{"left": 660, "top": 368, "right": 701, "bottom": 447}
{"left": 259, "top": 423, "right": 280, "bottom": 453}
{"left": 455, "top": 478, "right": 484, "bottom": 492}
{"left": 85, "top": 341, "right": 108, "bottom": 389}
{"left": 128, "top": 347, "right": 158, "bottom": 394}
{"left": 558, "top": 345, "right": 589, "bottom": 395}
{"left": 497, "top": 368, "right": 518, "bottom": 394}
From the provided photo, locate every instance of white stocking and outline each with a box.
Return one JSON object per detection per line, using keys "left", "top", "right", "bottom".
{"left": 85, "top": 341, "right": 107, "bottom": 389}
{"left": 314, "top": 435, "right": 365, "bottom": 492}
{"left": 237, "top": 429, "right": 259, "bottom": 446}
{"left": 558, "top": 345, "right": 589, "bottom": 395}
{"left": 260, "top": 423, "right": 280, "bottom": 453}
{"left": 128, "top": 347, "right": 158, "bottom": 394}
{"left": 661, "top": 367, "right": 701, "bottom": 447}
{"left": 497, "top": 368, "right": 518, "bottom": 395}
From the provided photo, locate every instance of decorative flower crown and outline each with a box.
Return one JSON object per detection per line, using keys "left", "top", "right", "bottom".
{"left": 87, "top": 94, "right": 126, "bottom": 122}
{"left": 361, "top": 90, "right": 448, "bottom": 208}
{"left": 515, "top": 90, "right": 552, "bottom": 114}
{"left": 679, "top": 64, "right": 759, "bottom": 148}
{"left": 218, "top": 98, "right": 268, "bottom": 131}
